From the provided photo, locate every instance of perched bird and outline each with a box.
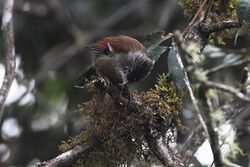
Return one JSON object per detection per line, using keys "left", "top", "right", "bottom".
{"left": 75, "top": 35, "right": 154, "bottom": 88}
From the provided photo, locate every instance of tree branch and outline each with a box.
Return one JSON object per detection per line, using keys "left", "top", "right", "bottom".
{"left": 172, "top": 33, "right": 210, "bottom": 140}
{"left": 95, "top": 81, "right": 184, "bottom": 166}
{"left": 144, "top": 109, "right": 184, "bottom": 167}
{"left": 204, "top": 80, "right": 250, "bottom": 102}
{"left": 0, "top": 0, "right": 16, "bottom": 121}
{"left": 145, "top": 132, "right": 184, "bottom": 167}
{"left": 200, "top": 21, "right": 242, "bottom": 34}
{"left": 204, "top": 92, "right": 224, "bottom": 167}
{"left": 205, "top": 57, "right": 250, "bottom": 75}
{"left": 37, "top": 80, "right": 184, "bottom": 166}
{"left": 37, "top": 143, "right": 90, "bottom": 167}
{"left": 180, "top": 125, "right": 205, "bottom": 163}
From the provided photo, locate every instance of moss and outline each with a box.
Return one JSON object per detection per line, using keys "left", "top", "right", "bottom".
{"left": 60, "top": 74, "right": 183, "bottom": 167}
{"left": 178, "top": 0, "right": 237, "bottom": 19}
{"left": 178, "top": 0, "right": 238, "bottom": 44}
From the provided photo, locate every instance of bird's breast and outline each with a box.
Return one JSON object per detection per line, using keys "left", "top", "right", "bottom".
{"left": 115, "top": 51, "right": 154, "bottom": 82}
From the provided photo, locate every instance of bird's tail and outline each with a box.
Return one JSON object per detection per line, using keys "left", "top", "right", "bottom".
{"left": 75, "top": 66, "right": 96, "bottom": 88}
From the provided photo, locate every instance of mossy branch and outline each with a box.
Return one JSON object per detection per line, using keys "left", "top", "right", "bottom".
{"left": 39, "top": 75, "right": 184, "bottom": 167}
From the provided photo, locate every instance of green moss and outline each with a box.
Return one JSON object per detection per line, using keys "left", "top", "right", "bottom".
{"left": 178, "top": 0, "right": 202, "bottom": 17}
{"left": 60, "top": 74, "right": 183, "bottom": 167}
{"left": 178, "top": 0, "right": 238, "bottom": 44}
{"left": 140, "top": 74, "right": 182, "bottom": 114}
{"left": 178, "top": 0, "right": 237, "bottom": 19}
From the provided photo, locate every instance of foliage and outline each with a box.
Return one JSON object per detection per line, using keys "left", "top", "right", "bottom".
{"left": 236, "top": 0, "right": 250, "bottom": 22}
{"left": 143, "top": 31, "right": 171, "bottom": 61}
{"left": 168, "top": 47, "right": 187, "bottom": 90}
{"left": 59, "top": 74, "right": 183, "bottom": 167}
{"left": 235, "top": 0, "right": 250, "bottom": 44}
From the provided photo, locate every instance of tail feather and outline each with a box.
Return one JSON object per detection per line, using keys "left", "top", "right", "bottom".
{"left": 75, "top": 66, "right": 96, "bottom": 88}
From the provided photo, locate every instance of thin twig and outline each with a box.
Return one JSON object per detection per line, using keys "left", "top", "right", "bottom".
{"left": 182, "top": 0, "right": 209, "bottom": 36}
{"left": 0, "top": 0, "right": 16, "bottom": 121}
{"left": 183, "top": 68, "right": 210, "bottom": 139}
{"left": 202, "top": 0, "right": 212, "bottom": 23}
{"left": 204, "top": 80, "right": 250, "bottom": 102}
{"left": 173, "top": 43, "right": 209, "bottom": 140}
{"left": 205, "top": 57, "right": 250, "bottom": 75}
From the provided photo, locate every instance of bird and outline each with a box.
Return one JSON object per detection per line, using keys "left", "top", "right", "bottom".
{"left": 75, "top": 35, "right": 154, "bottom": 88}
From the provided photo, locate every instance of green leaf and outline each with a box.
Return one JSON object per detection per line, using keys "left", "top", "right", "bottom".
{"left": 234, "top": 23, "right": 250, "bottom": 45}
{"left": 143, "top": 31, "right": 172, "bottom": 61}
{"left": 144, "top": 31, "right": 168, "bottom": 49}
{"left": 167, "top": 47, "right": 186, "bottom": 89}
{"left": 147, "top": 46, "right": 167, "bottom": 61}
{"left": 236, "top": 0, "right": 250, "bottom": 22}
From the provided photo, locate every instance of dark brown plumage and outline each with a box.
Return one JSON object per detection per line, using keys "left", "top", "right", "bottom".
{"left": 75, "top": 35, "right": 154, "bottom": 88}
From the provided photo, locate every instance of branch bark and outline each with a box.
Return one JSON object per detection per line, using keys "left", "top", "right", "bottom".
{"left": 204, "top": 80, "right": 250, "bottom": 102}
{"left": 200, "top": 21, "right": 242, "bottom": 34}
{"left": 37, "top": 143, "right": 90, "bottom": 167}
{"left": 205, "top": 57, "right": 250, "bottom": 75}
{"left": 0, "top": 0, "right": 16, "bottom": 121}
{"left": 38, "top": 80, "right": 184, "bottom": 167}
{"left": 204, "top": 93, "right": 224, "bottom": 167}
{"left": 145, "top": 123, "right": 184, "bottom": 167}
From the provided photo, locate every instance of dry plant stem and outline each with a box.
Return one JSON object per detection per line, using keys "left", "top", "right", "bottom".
{"left": 0, "top": 0, "right": 15, "bottom": 121}
{"left": 204, "top": 80, "right": 250, "bottom": 102}
{"left": 36, "top": 143, "right": 90, "bottom": 167}
{"left": 205, "top": 57, "right": 250, "bottom": 75}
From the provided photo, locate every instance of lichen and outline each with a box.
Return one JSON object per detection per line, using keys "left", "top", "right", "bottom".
{"left": 60, "top": 74, "right": 184, "bottom": 167}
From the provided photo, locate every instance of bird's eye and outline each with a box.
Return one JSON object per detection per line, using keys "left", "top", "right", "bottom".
{"left": 104, "top": 47, "right": 111, "bottom": 54}
{"left": 103, "top": 42, "right": 113, "bottom": 55}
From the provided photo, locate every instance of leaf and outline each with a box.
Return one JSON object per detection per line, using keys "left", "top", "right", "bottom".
{"left": 167, "top": 47, "right": 186, "bottom": 89}
{"left": 234, "top": 23, "right": 250, "bottom": 45}
{"left": 236, "top": 0, "right": 250, "bottom": 22}
{"left": 143, "top": 31, "right": 172, "bottom": 61}
{"left": 147, "top": 46, "right": 167, "bottom": 61}
{"left": 144, "top": 31, "right": 170, "bottom": 49}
